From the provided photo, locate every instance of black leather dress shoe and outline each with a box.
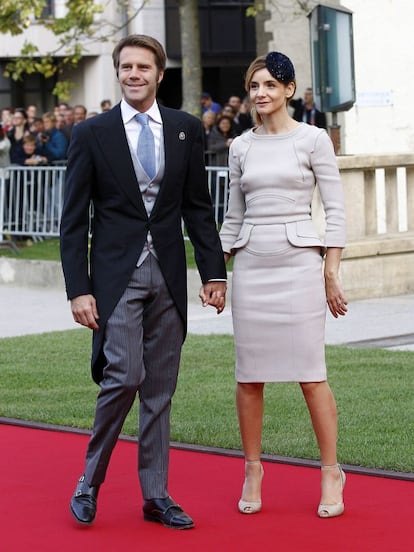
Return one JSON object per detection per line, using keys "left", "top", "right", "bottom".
{"left": 70, "top": 474, "right": 100, "bottom": 525}
{"left": 143, "top": 496, "right": 194, "bottom": 529}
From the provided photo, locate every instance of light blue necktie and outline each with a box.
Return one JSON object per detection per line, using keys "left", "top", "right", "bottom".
{"left": 135, "top": 112, "right": 156, "bottom": 179}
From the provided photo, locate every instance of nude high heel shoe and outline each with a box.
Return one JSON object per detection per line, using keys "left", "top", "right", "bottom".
{"left": 238, "top": 460, "right": 264, "bottom": 514}
{"left": 317, "top": 463, "right": 346, "bottom": 518}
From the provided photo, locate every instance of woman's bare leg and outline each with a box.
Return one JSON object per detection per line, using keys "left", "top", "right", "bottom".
{"left": 236, "top": 382, "right": 264, "bottom": 504}
{"left": 300, "top": 381, "right": 344, "bottom": 507}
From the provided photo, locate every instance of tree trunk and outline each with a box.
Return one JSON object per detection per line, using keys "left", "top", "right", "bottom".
{"left": 255, "top": 0, "right": 272, "bottom": 56}
{"left": 178, "top": 0, "right": 202, "bottom": 117}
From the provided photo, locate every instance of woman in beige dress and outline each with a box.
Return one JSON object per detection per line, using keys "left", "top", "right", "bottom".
{"left": 219, "top": 52, "right": 348, "bottom": 518}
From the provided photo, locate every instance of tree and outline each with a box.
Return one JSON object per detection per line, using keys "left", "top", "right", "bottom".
{"left": 247, "top": 0, "right": 316, "bottom": 54}
{"left": 0, "top": 0, "right": 147, "bottom": 100}
{"left": 1, "top": 1, "right": 311, "bottom": 109}
{"left": 178, "top": 0, "right": 202, "bottom": 117}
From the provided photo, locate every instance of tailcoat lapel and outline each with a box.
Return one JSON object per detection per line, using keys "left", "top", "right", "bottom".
{"left": 89, "top": 104, "right": 147, "bottom": 216}
{"left": 151, "top": 106, "right": 187, "bottom": 213}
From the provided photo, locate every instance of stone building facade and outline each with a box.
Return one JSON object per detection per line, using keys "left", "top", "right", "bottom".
{"left": 1, "top": 1, "right": 412, "bottom": 155}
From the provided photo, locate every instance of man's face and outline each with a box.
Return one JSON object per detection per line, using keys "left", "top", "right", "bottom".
{"left": 64, "top": 109, "right": 74, "bottom": 125}
{"left": 201, "top": 96, "right": 211, "bottom": 108}
{"left": 74, "top": 107, "right": 86, "bottom": 123}
{"left": 304, "top": 90, "right": 313, "bottom": 105}
{"left": 229, "top": 96, "right": 241, "bottom": 110}
{"left": 118, "top": 46, "right": 163, "bottom": 112}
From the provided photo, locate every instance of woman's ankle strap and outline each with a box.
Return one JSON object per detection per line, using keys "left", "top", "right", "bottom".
{"left": 321, "top": 463, "right": 340, "bottom": 470}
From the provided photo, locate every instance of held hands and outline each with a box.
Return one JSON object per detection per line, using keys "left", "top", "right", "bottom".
{"left": 199, "top": 281, "right": 227, "bottom": 314}
{"left": 70, "top": 294, "right": 100, "bottom": 330}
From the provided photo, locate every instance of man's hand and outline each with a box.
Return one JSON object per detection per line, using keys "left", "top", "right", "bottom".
{"left": 199, "top": 282, "right": 227, "bottom": 314}
{"left": 70, "top": 294, "right": 100, "bottom": 330}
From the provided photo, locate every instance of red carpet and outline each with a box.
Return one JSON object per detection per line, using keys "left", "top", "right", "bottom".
{"left": 1, "top": 423, "right": 413, "bottom": 552}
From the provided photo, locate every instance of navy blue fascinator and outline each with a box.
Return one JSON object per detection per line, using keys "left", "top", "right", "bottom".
{"left": 265, "top": 52, "right": 295, "bottom": 83}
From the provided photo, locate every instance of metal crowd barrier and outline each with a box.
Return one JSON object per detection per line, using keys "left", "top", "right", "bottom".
{"left": 205, "top": 165, "right": 230, "bottom": 225}
{"left": 0, "top": 165, "right": 230, "bottom": 243}
{"left": 0, "top": 165, "right": 66, "bottom": 241}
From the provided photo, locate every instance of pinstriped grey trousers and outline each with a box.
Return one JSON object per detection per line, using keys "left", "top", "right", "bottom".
{"left": 84, "top": 254, "right": 184, "bottom": 499}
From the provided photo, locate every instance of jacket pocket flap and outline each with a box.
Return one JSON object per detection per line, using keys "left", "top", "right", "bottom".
{"left": 231, "top": 223, "right": 253, "bottom": 251}
{"left": 286, "top": 220, "right": 324, "bottom": 247}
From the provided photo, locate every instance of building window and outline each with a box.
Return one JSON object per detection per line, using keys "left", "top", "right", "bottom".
{"left": 165, "top": 0, "right": 255, "bottom": 62}
{"left": 0, "top": 61, "right": 57, "bottom": 113}
{"left": 41, "top": 0, "right": 54, "bottom": 18}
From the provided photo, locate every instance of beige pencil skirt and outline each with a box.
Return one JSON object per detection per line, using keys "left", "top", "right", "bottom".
{"left": 231, "top": 223, "right": 327, "bottom": 383}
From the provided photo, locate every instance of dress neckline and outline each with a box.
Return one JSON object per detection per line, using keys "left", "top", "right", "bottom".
{"left": 250, "top": 123, "right": 305, "bottom": 140}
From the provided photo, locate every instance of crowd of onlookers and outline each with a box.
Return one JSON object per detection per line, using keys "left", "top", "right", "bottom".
{"left": 0, "top": 94, "right": 254, "bottom": 173}
{"left": 0, "top": 89, "right": 325, "bottom": 174}
{"left": 201, "top": 88, "right": 327, "bottom": 166}
{"left": 201, "top": 93, "right": 254, "bottom": 166}
{"left": 0, "top": 93, "right": 252, "bottom": 173}
{"left": 0, "top": 99, "right": 112, "bottom": 174}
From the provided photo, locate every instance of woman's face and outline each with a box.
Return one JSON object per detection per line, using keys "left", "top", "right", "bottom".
{"left": 43, "top": 117, "right": 54, "bottom": 131}
{"left": 218, "top": 118, "right": 232, "bottom": 133}
{"left": 249, "top": 68, "right": 294, "bottom": 118}
{"left": 12, "top": 112, "right": 26, "bottom": 128}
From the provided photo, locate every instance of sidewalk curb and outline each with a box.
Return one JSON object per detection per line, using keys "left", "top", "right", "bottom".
{"left": 0, "top": 258, "right": 65, "bottom": 289}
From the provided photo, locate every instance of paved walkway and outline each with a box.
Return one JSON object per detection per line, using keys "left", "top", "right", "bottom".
{"left": 0, "top": 284, "right": 413, "bottom": 350}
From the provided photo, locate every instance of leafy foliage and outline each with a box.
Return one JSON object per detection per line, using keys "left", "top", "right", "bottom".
{"left": 0, "top": 0, "right": 46, "bottom": 35}
{"left": 0, "top": 0, "right": 147, "bottom": 101}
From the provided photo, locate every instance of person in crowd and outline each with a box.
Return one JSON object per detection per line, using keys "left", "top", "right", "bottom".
{"left": 29, "top": 117, "right": 44, "bottom": 137}
{"left": 219, "top": 52, "right": 347, "bottom": 518}
{"left": 100, "top": 99, "right": 112, "bottom": 112}
{"left": 220, "top": 104, "right": 242, "bottom": 135}
{"left": 0, "top": 125, "right": 11, "bottom": 174}
{"left": 62, "top": 104, "right": 87, "bottom": 144}
{"left": 19, "top": 134, "right": 48, "bottom": 166}
{"left": 62, "top": 107, "right": 74, "bottom": 142}
{"left": 227, "top": 95, "right": 253, "bottom": 132}
{"left": 1, "top": 107, "right": 13, "bottom": 133}
{"left": 8, "top": 108, "right": 31, "bottom": 164}
{"left": 290, "top": 87, "right": 327, "bottom": 129}
{"left": 55, "top": 111, "right": 66, "bottom": 130}
{"left": 86, "top": 111, "right": 99, "bottom": 119}
{"left": 201, "top": 91, "right": 221, "bottom": 114}
{"left": 207, "top": 114, "right": 237, "bottom": 166}
{"left": 26, "top": 104, "right": 37, "bottom": 126}
{"left": 60, "top": 33, "right": 227, "bottom": 530}
{"left": 73, "top": 104, "right": 87, "bottom": 124}
{"left": 201, "top": 109, "right": 217, "bottom": 145}
{"left": 227, "top": 95, "right": 242, "bottom": 113}
{"left": 36, "top": 112, "right": 67, "bottom": 162}
{"left": 57, "top": 101, "right": 70, "bottom": 113}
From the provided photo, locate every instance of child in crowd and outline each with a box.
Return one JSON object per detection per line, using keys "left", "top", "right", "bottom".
{"left": 20, "top": 135, "right": 48, "bottom": 166}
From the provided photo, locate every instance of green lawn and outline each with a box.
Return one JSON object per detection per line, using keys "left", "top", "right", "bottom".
{"left": 1, "top": 329, "right": 413, "bottom": 473}
{"left": 0, "top": 237, "right": 206, "bottom": 270}
{"left": 0, "top": 237, "right": 62, "bottom": 261}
